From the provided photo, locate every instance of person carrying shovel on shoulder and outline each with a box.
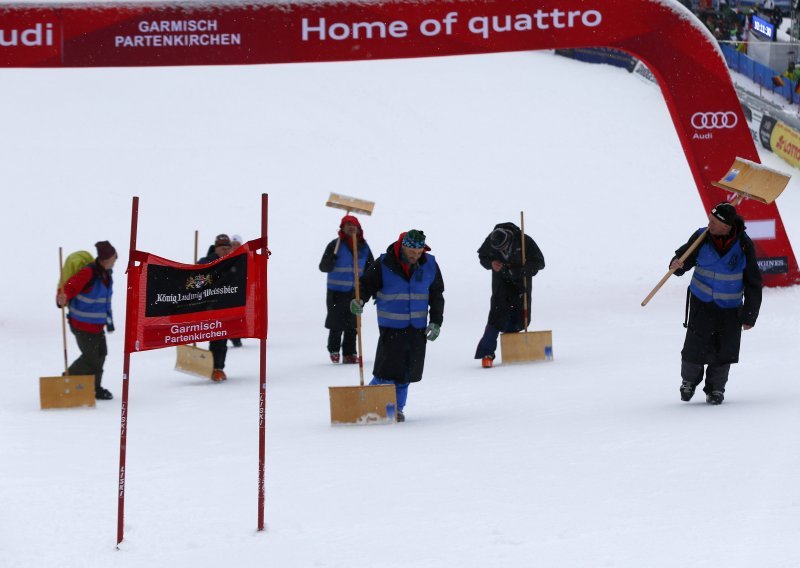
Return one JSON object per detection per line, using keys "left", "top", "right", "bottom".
{"left": 319, "top": 215, "right": 374, "bottom": 364}
{"left": 669, "top": 202, "right": 762, "bottom": 405}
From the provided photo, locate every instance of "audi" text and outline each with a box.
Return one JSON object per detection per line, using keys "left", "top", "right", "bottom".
{"left": 0, "top": 23, "right": 54, "bottom": 47}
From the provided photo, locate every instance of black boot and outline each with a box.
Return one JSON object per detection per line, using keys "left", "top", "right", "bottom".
{"left": 680, "top": 380, "right": 696, "bottom": 402}
{"left": 95, "top": 387, "right": 113, "bottom": 400}
{"left": 706, "top": 391, "right": 724, "bottom": 405}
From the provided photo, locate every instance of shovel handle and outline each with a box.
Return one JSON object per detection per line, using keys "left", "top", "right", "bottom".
{"left": 520, "top": 211, "right": 529, "bottom": 333}
{"left": 641, "top": 228, "right": 708, "bottom": 307}
{"left": 58, "top": 247, "right": 69, "bottom": 375}
{"left": 351, "top": 233, "right": 364, "bottom": 387}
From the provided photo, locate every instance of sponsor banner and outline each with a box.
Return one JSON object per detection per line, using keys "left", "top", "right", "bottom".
{"left": 145, "top": 254, "right": 247, "bottom": 317}
{"left": 759, "top": 115, "right": 777, "bottom": 151}
{"left": 0, "top": 1, "right": 796, "bottom": 285}
{"left": 757, "top": 256, "right": 789, "bottom": 274}
{"left": 770, "top": 120, "right": 800, "bottom": 169}
{"left": 746, "top": 219, "right": 777, "bottom": 240}
{"left": 1, "top": 3, "right": 614, "bottom": 68}
{"left": 125, "top": 240, "right": 267, "bottom": 352}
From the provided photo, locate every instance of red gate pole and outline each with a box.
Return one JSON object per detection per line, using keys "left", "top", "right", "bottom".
{"left": 257, "top": 193, "right": 269, "bottom": 532}
{"left": 117, "top": 195, "right": 139, "bottom": 546}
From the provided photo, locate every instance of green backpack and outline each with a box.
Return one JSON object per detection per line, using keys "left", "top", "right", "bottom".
{"left": 59, "top": 250, "right": 94, "bottom": 290}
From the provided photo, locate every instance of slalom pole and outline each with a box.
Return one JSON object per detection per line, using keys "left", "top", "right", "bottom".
{"left": 257, "top": 193, "right": 268, "bottom": 532}
{"left": 117, "top": 196, "right": 139, "bottom": 547}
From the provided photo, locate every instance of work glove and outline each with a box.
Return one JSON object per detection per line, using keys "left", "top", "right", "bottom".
{"left": 106, "top": 322, "right": 115, "bottom": 333}
{"left": 350, "top": 299, "right": 364, "bottom": 315}
{"left": 425, "top": 323, "right": 440, "bottom": 342}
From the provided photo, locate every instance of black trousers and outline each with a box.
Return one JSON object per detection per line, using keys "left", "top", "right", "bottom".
{"left": 327, "top": 329, "right": 357, "bottom": 356}
{"left": 681, "top": 360, "right": 731, "bottom": 394}
{"left": 209, "top": 339, "right": 228, "bottom": 369}
{"left": 68, "top": 327, "right": 107, "bottom": 390}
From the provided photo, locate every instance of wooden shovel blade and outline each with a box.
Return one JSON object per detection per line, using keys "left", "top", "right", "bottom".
{"left": 175, "top": 345, "right": 214, "bottom": 378}
{"left": 711, "top": 157, "right": 791, "bottom": 204}
{"left": 325, "top": 192, "right": 375, "bottom": 215}
{"left": 329, "top": 385, "right": 397, "bottom": 425}
{"left": 40, "top": 374, "right": 95, "bottom": 409}
{"left": 500, "top": 330, "right": 554, "bottom": 363}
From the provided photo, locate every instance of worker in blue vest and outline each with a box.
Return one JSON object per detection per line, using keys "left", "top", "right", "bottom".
{"left": 350, "top": 229, "right": 444, "bottom": 422}
{"left": 669, "top": 203, "right": 762, "bottom": 405}
{"left": 319, "top": 215, "right": 374, "bottom": 363}
{"left": 56, "top": 240, "right": 117, "bottom": 400}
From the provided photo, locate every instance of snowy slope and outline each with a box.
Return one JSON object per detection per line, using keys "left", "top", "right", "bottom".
{"left": 1, "top": 51, "right": 799, "bottom": 568}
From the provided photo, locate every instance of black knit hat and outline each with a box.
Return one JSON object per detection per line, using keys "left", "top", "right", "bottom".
{"left": 95, "top": 241, "right": 116, "bottom": 261}
{"left": 711, "top": 203, "right": 737, "bottom": 225}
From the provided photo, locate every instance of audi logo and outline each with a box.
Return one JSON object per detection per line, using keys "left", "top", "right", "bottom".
{"left": 691, "top": 111, "right": 738, "bottom": 129}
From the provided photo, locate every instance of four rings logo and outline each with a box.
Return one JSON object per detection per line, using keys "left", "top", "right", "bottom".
{"left": 691, "top": 111, "right": 738, "bottom": 130}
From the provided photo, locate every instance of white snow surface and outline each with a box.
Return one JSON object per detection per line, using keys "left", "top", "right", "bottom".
{"left": 2, "top": 52, "right": 800, "bottom": 568}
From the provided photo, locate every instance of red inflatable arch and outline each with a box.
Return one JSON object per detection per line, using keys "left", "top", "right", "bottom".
{"left": 1, "top": 0, "right": 797, "bottom": 285}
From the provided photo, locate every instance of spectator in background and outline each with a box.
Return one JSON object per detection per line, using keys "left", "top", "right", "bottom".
{"left": 783, "top": 61, "right": 800, "bottom": 83}
{"left": 229, "top": 233, "right": 244, "bottom": 347}
{"left": 199, "top": 234, "right": 233, "bottom": 381}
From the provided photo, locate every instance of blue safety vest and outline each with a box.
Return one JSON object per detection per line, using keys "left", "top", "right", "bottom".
{"left": 376, "top": 254, "right": 437, "bottom": 329}
{"left": 689, "top": 229, "right": 746, "bottom": 309}
{"left": 69, "top": 270, "right": 113, "bottom": 326}
{"left": 327, "top": 241, "right": 369, "bottom": 292}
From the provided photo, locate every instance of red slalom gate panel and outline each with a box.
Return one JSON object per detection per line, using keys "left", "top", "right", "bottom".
{"left": 1, "top": 0, "right": 796, "bottom": 285}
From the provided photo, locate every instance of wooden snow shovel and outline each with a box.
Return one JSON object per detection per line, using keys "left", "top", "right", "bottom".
{"left": 325, "top": 192, "right": 375, "bottom": 255}
{"left": 175, "top": 230, "right": 215, "bottom": 378}
{"left": 40, "top": 247, "right": 95, "bottom": 409}
{"left": 641, "top": 157, "right": 791, "bottom": 307}
{"left": 499, "top": 212, "right": 554, "bottom": 364}
{"left": 329, "top": 233, "right": 397, "bottom": 425}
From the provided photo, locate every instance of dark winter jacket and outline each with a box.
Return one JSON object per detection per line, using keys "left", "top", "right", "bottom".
{"left": 359, "top": 240, "right": 445, "bottom": 383}
{"left": 319, "top": 238, "right": 374, "bottom": 330}
{"left": 672, "top": 222, "right": 762, "bottom": 365}
{"left": 198, "top": 249, "right": 219, "bottom": 265}
{"left": 478, "top": 222, "right": 545, "bottom": 331}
